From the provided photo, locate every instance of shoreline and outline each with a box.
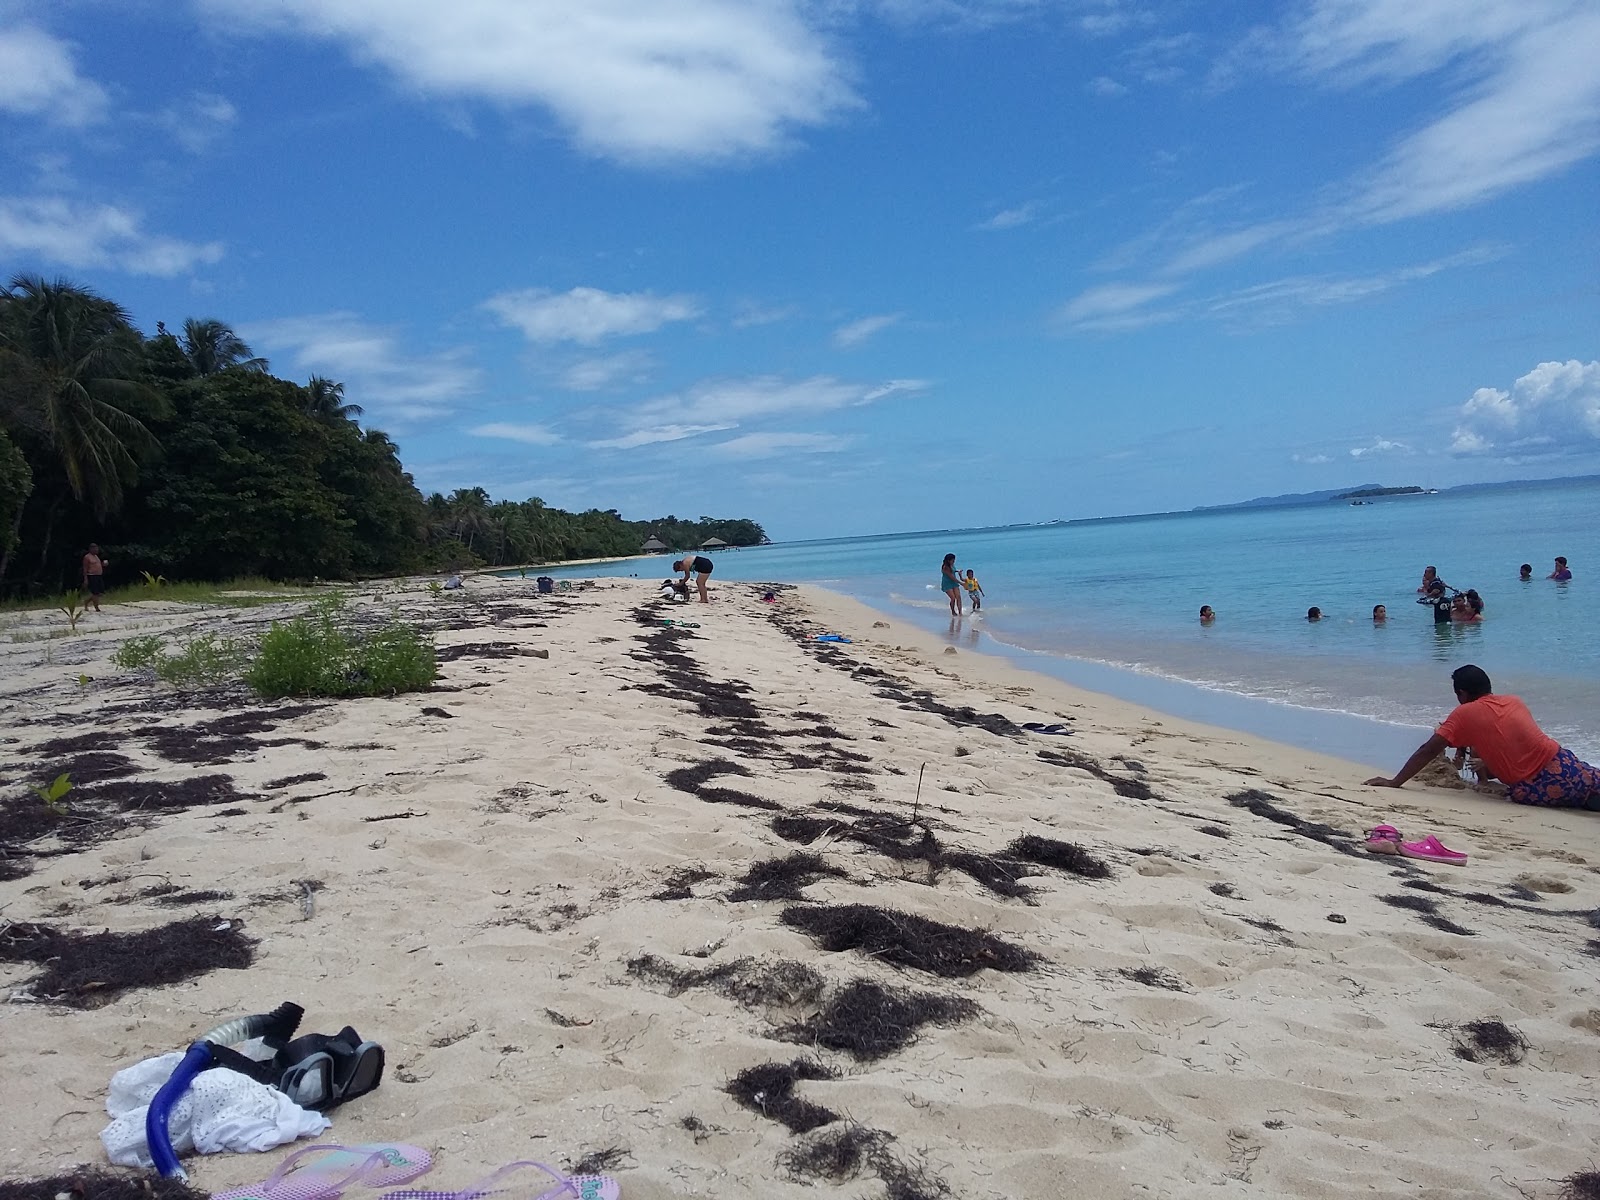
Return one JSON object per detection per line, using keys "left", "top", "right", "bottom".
{"left": 2, "top": 577, "right": 1597, "bottom": 1196}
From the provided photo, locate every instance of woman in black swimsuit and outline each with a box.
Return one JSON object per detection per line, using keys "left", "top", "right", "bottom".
{"left": 674, "top": 555, "right": 715, "bottom": 603}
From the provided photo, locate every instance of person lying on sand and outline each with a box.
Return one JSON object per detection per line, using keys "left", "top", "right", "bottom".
{"left": 1365, "top": 664, "right": 1600, "bottom": 809}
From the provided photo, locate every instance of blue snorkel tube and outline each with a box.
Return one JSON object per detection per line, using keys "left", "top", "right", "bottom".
{"left": 144, "top": 1003, "right": 305, "bottom": 1178}
{"left": 146, "top": 1042, "right": 216, "bottom": 1178}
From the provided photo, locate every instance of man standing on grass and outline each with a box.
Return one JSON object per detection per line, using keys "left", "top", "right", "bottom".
{"left": 81, "top": 543, "right": 108, "bottom": 612}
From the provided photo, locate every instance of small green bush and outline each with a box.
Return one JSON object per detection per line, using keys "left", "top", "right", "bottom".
{"left": 246, "top": 606, "right": 434, "bottom": 699}
{"left": 154, "top": 633, "right": 251, "bottom": 687}
{"left": 112, "top": 635, "right": 164, "bottom": 670}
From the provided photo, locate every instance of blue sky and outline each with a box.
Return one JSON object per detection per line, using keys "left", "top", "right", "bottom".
{"left": 2, "top": 0, "right": 1596, "bottom": 539}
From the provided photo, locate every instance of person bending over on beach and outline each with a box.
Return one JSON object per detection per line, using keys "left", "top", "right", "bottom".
{"left": 1199, "top": 605, "right": 1215, "bottom": 624}
{"left": 81, "top": 543, "right": 108, "bottom": 612}
{"left": 1372, "top": 604, "right": 1386, "bottom": 623}
{"left": 940, "top": 554, "right": 963, "bottom": 616}
{"left": 962, "top": 569, "right": 985, "bottom": 611}
{"left": 1520, "top": 563, "right": 1533, "bottom": 581}
{"left": 1549, "top": 556, "right": 1572, "bottom": 581}
{"left": 1365, "top": 665, "right": 1600, "bottom": 809}
{"left": 673, "top": 555, "right": 715, "bottom": 603}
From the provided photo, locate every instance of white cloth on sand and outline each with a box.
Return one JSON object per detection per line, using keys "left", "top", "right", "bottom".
{"left": 101, "top": 1051, "right": 330, "bottom": 1167}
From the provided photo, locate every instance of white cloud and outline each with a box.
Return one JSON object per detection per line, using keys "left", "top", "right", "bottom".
{"left": 833, "top": 313, "right": 902, "bottom": 348}
{"left": 469, "top": 422, "right": 562, "bottom": 445}
{"left": 195, "top": 0, "right": 859, "bottom": 165}
{"left": 156, "top": 92, "right": 239, "bottom": 154}
{"left": 708, "top": 431, "right": 852, "bottom": 459}
{"left": 1292, "top": 452, "right": 1333, "bottom": 464}
{"left": 731, "top": 301, "right": 799, "bottom": 328}
{"left": 0, "top": 25, "right": 107, "bottom": 126}
{"left": 590, "top": 422, "right": 734, "bottom": 449}
{"left": 1086, "top": 75, "right": 1127, "bottom": 97}
{"left": 246, "top": 312, "right": 481, "bottom": 421}
{"left": 1349, "top": 438, "right": 1412, "bottom": 458}
{"left": 976, "top": 201, "right": 1039, "bottom": 230}
{"left": 0, "top": 195, "right": 223, "bottom": 275}
{"left": 485, "top": 286, "right": 700, "bottom": 345}
{"left": 560, "top": 350, "right": 653, "bottom": 391}
{"left": 1202, "top": 247, "right": 1503, "bottom": 325}
{"left": 629, "top": 373, "right": 924, "bottom": 428}
{"left": 1287, "top": 0, "right": 1600, "bottom": 222}
{"left": 1449, "top": 359, "right": 1600, "bottom": 454}
{"left": 1055, "top": 281, "right": 1180, "bottom": 329}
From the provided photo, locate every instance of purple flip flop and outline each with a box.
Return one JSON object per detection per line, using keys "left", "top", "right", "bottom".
{"left": 213, "top": 1143, "right": 433, "bottom": 1200}
{"left": 381, "top": 1160, "right": 619, "bottom": 1200}
{"left": 1399, "top": 835, "right": 1468, "bottom": 866}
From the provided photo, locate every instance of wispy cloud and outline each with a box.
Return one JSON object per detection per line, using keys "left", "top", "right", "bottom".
{"left": 0, "top": 195, "right": 223, "bottom": 275}
{"left": 246, "top": 312, "right": 481, "bottom": 421}
{"left": 976, "top": 201, "right": 1041, "bottom": 230}
{"left": 195, "top": 0, "right": 860, "bottom": 165}
{"left": 1449, "top": 359, "right": 1600, "bottom": 455}
{"left": 0, "top": 24, "right": 107, "bottom": 126}
{"left": 1349, "top": 438, "right": 1412, "bottom": 458}
{"left": 731, "top": 301, "right": 799, "bottom": 328}
{"left": 153, "top": 92, "right": 239, "bottom": 154}
{"left": 591, "top": 423, "right": 735, "bottom": 450}
{"left": 1292, "top": 452, "right": 1333, "bottom": 464}
{"left": 469, "top": 422, "right": 563, "bottom": 445}
{"left": 1086, "top": 75, "right": 1127, "bottom": 97}
{"left": 560, "top": 350, "right": 653, "bottom": 392}
{"left": 1055, "top": 281, "right": 1181, "bottom": 331}
{"left": 833, "top": 313, "right": 902, "bottom": 348}
{"left": 708, "top": 431, "right": 852, "bottom": 459}
{"left": 485, "top": 286, "right": 700, "bottom": 345}
{"left": 628, "top": 374, "right": 926, "bottom": 429}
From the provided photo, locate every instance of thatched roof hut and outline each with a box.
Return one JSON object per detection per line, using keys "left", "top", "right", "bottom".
{"left": 641, "top": 536, "right": 669, "bottom": 553}
{"left": 700, "top": 537, "right": 729, "bottom": 550}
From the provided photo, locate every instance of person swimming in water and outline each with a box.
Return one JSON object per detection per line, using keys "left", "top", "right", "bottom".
{"left": 1199, "top": 605, "right": 1215, "bottom": 624}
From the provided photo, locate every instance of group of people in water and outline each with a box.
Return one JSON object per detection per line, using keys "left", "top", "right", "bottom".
{"left": 1198, "top": 555, "right": 1572, "bottom": 627}
{"left": 939, "top": 553, "right": 985, "bottom": 616}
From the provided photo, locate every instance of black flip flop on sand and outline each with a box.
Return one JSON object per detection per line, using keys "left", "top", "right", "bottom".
{"left": 1021, "top": 722, "right": 1071, "bottom": 736}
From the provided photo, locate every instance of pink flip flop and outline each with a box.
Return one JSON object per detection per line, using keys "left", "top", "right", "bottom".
{"left": 214, "top": 1144, "right": 434, "bottom": 1200}
{"left": 1399, "top": 835, "right": 1468, "bottom": 866}
{"left": 381, "top": 1160, "right": 619, "bottom": 1200}
{"left": 1364, "top": 824, "right": 1402, "bottom": 854}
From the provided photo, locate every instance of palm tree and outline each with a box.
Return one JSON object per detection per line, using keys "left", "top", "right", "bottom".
{"left": 303, "top": 375, "right": 363, "bottom": 421}
{"left": 181, "top": 317, "right": 267, "bottom": 375}
{"left": 0, "top": 274, "right": 161, "bottom": 519}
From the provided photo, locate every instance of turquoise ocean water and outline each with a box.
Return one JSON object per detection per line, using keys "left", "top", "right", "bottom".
{"left": 508, "top": 478, "right": 1597, "bottom": 769}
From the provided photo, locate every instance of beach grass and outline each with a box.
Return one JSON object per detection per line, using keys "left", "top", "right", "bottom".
{"left": 0, "top": 577, "right": 319, "bottom": 614}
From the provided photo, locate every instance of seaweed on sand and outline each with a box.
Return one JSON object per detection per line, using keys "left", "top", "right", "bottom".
{"left": 1379, "top": 893, "right": 1477, "bottom": 936}
{"left": 1226, "top": 789, "right": 1360, "bottom": 855}
{"left": 664, "top": 759, "right": 781, "bottom": 811}
{"left": 780, "top": 1124, "right": 953, "bottom": 1200}
{"left": 0, "top": 915, "right": 255, "bottom": 1007}
{"left": 1449, "top": 1019, "right": 1529, "bottom": 1065}
{"left": 780, "top": 979, "right": 979, "bottom": 1060}
{"left": 728, "top": 852, "right": 848, "bottom": 902}
{"left": 626, "top": 954, "right": 825, "bottom": 1009}
{"left": 1037, "top": 747, "right": 1161, "bottom": 801}
{"left": 651, "top": 866, "right": 718, "bottom": 900}
{"left": 1006, "top": 834, "right": 1113, "bottom": 880}
{"left": 1120, "top": 965, "right": 1188, "bottom": 991}
{"left": 780, "top": 903, "right": 1039, "bottom": 977}
{"left": 1560, "top": 1173, "right": 1600, "bottom": 1200}
{"left": 35, "top": 752, "right": 142, "bottom": 784}
{"left": 0, "top": 1166, "right": 210, "bottom": 1200}
{"left": 725, "top": 1059, "right": 840, "bottom": 1133}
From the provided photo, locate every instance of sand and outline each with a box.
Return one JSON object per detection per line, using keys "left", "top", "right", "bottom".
{"left": 1, "top": 577, "right": 1598, "bottom": 1199}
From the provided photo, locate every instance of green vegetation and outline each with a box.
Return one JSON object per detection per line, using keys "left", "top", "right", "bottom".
{"left": 153, "top": 632, "right": 252, "bottom": 686}
{"left": 35, "top": 772, "right": 72, "bottom": 813}
{"left": 246, "top": 597, "right": 436, "bottom": 698}
{"left": 0, "top": 275, "right": 767, "bottom": 600}
{"left": 111, "top": 634, "right": 163, "bottom": 669}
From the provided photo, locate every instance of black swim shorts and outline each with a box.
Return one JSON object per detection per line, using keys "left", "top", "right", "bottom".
{"left": 87, "top": 575, "right": 105, "bottom": 595}
{"left": 692, "top": 556, "right": 714, "bottom": 574}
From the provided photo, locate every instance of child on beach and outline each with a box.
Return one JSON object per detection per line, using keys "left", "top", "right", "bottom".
{"left": 962, "top": 569, "right": 985, "bottom": 611}
{"left": 1366, "top": 665, "right": 1600, "bottom": 809}
{"left": 940, "top": 554, "right": 963, "bottom": 616}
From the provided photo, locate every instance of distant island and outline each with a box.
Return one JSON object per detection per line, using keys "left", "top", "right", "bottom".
{"left": 1337, "top": 486, "right": 1427, "bottom": 500}
{"left": 1192, "top": 483, "right": 1433, "bottom": 513}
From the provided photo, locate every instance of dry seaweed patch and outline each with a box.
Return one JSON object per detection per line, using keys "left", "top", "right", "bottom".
{"left": 0, "top": 915, "right": 255, "bottom": 1007}
{"left": 0, "top": 1166, "right": 210, "bottom": 1200}
{"left": 1120, "top": 965, "right": 1189, "bottom": 992}
{"left": 1037, "top": 746, "right": 1161, "bottom": 800}
{"left": 779, "top": 1124, "right": 954, "bottom": 1200}
{"left": 34, "top": 752, "right": 142, "bottom": 784}
{"left": 1380, "top": 893, "right": 1477, "bottom": 937}
{"left": 780, "top": 979, "right": 979, "bottom": 1060}
{"left": 663, "top": 759, "right": 780, "bottom": 811}
{"left": 1446, "top": 1019, "right": 1529, "bottom": 1065}
{"left": 1007, "top": 834, "right": 1112, "bottom": 880}
{"left": 1561, "top": 1172, "right": 1600, "bottom": 1200}
{"left": 729, "top": 852, "right": 848, "bottom": 902}
{"left": 651, "top": 866, "right": 718, "bottom": 901}
{"left": 725, "top": 1058, "right": 840, "bottom": 1133}
{"left": 435, "top": 641, "right": 535, "bottom": 662}
{"left": 1226, "top": 789, "right": 1360, "bottom": 856}
{"left": 626, "top": 954, "right": 825, "bottom": 1009}
{"left": 780, "top": 904, "right": 1040, "bottom": 977}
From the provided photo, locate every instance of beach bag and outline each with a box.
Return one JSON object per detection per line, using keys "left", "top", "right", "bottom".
{"left": 536, "top": 576, "right": 554, "bottom": 594}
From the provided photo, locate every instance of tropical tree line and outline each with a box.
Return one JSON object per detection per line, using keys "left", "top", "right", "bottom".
{"left": 0, "top": 275, "right": 767, "bottom": 599}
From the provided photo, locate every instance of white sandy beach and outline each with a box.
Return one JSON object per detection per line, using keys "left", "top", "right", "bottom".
{"left": 2, "top": 577, "right": 1597, "bottom": 1199}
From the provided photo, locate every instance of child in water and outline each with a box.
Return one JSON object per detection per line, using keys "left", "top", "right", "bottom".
{"left": 962, "top": 569, "right": 985, "bottom": 611}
